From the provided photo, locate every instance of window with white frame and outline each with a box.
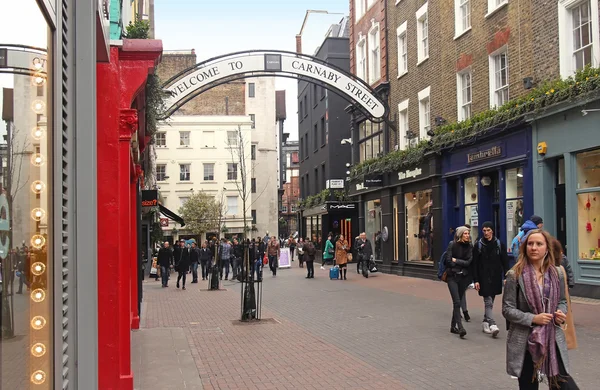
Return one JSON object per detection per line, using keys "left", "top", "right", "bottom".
{"left": 355, "top": 0, "right": 366, "bottom": 21}
{"left": 455, "top": 0, "right": 471, "bottom": 36}
{"left": 249, "top": 114, "right": 256, "bottom": 129}
{"left": 558, "top": 0, "right": 599, "bottom": 78}
{"left": 487, "top": 0, "right": 508, "bottom": 15}
{"left": 202, "top": 131, "right": 215, "bottom": 148}
{"left": 179, "top": 131, "right": 190, "bottom": 146}
{"left": 489, "top": 48, "right": 509, "bottom": 107}
{"left": 155, "top": 132, "right": 166, "bottom": 147}
{"left": 368, "top": 22, "right": 381, "bottom": 83}
{"left": 356, "top": 35, "right": 367, "bottom": 81}
{"left": 226, "top": 196, "right": 238, "bottom": 215}
{"left": 398, "top": 99, "right": 409, "bottom": 150}
{"left": 457, "top": 70, "right": 472, "bottom": 120}
{"left": 227, "top": 130, "right": 238, "bottom": 146}
{"left": 156, "top": 164, "right": 167, "bottom": 181}
{"left": 416, "top": 3, "right": 429, "bottom": 63}
{"left": 227, "top": 163, "right": 238, "bottom": 181}
{"left": 418, "top": 87, "right": 431, "bottom": 140}
{"left": 179, "top": 164, "right": 190, "bottom": 181}
{"left": 397, "top": 21, "right": 408, "bottom": 77}
{"left": 203, "top": 163, "right": 215, "bottom": 181}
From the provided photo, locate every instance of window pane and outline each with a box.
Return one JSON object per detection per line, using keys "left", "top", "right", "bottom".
{"left": 506, "top": 199, "right": 524, "bottom": 250}
{"left": 576, "top": 148, "right": 600, "bottom": 189}
{"left": 578, "top": 191, "right": 600, "bottom": 259}
{"left": 227, "top": 196, "right": 238, "bottom": 215}
{"left": 465, "top": 205, "right": 479, "bottom": 242}
{"left": 365, "top": 199, "right": 383, "bottom": 259}
{"left": 405, "top": 190, "right": 433, "bottom": 261}
{"left": 464, "top": 176, "right": 478, "bottom": 204}
{"left": 505, "top": 168, "right": 524, "bottom": 198}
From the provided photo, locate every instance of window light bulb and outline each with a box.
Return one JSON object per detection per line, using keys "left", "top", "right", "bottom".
{"left": 31, "top": 370, "right": 46, "bottom": 384}
{"left": 31, "top": 181, "right": 45, "bottom": 194}
{"left": 31, "top": 208, "right": 45, "bottom": 221}
{"left": 31, "top": 343, "right": 46, "bottom": 357}
{"left": 31, "top": 289, "right": 45, "bottom": 303}
{"left": 32, "top": 127, "right": 44, "bottom": 140}
{"left": 31, "top": 235, "right": 46, "bottom": 249}
{"left": 31, "top": 100, "right": 45, "bottom": 114}
{"left": 31, "top": 262, "right": 46, "bottom": 276}
{"left": 31, "top": 154, "right": 45, "bottom": 167}
{"left": 32, "top": 75, "right": 45, "bottom": 87}
{"left": 31, "top": 316, "right": 47, "bottom": 330}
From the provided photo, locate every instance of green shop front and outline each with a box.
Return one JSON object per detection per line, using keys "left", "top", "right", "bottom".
{"left": 531, "top": 98, "right": 600, "bottom": 298}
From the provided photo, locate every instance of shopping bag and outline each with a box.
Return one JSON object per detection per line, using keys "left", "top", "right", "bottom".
{"left": 150, "top": 266, "right": 158, "bottom": 275}
{"left": 263, "top": 254, "right": 268, "bottom": 265}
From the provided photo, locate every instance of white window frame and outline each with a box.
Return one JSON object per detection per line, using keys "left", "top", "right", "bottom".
{"left": 179, "top": 163, "right": 191, "bottom": 181}
{"left": 558, "top": 0, "right": 600, "bottom": 78}
{"left": 457, "top": 69, "right": 472, "bottom": 121}
{"left": 455, "top": 0, "right": 471, "bottom": 38}
{"left": 418, "top": 87, "right": 431, "bottom": 140}
{"left": 488, "top": 46, "right": 509, "bottom": 108}
{"left": 416, "top": 2, "right": 429, "bottom": 64}
{"left": 226, "top": 196, "right": 238, "bottom": 216}
{"left": 155, "top": 132, "right": 166, "bottom": 147}
{"left": 397, "top": 21, "right": 408, "bottom": 78}
{"left": 398, "top": 99, "right": 409, "bottom": 151}
{"left": 356, "top": 33, "right": 367, "bottom": 81}
{"left": 227, "top": 163, "right": 238, "bottom": 181}
{"left": 202, "top": 131, "right": 215, "bottom": 148}
{"left": 227, "top": 130, "right": 238, "bottom": 146}
{"left": 179, "top": 131, "right": 190, "bottom": 146}
{"left": 355, "top": 0, "right": 366, "bottom": 22}
{"left": 156, "top": 164, "right": 167, "bottom": 181}
{"left": 368, "top": 20, "right": 381, "bottom": 84}
{"left": 486, "top": 0, "right": 509, "bottom": 17}
{"left": 203, "top": 163, "right": 215, "bottom": 181}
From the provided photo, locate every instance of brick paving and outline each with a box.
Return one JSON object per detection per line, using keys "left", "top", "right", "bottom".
{"left": 135, "top": 266, "right": 600, "bottom": 390}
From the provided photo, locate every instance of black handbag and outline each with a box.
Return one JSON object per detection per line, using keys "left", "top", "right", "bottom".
{"left": 327, "top": 248, "right": 335, "bottom": 255}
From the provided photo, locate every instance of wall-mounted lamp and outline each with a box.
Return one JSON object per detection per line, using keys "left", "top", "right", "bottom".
{"left": 480, "top": 176, "right": 492, "bottom": 186}
{"left": 523, "top": 77, "right": 534, "bottom": 89}
{"left": 341, "top": 138, "right": 352, "bottom": 145}
{"left": 582, "top": 109, "right": 600, "bottom": 116}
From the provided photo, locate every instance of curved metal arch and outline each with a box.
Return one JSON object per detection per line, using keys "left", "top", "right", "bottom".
{"left": 160, "top": 49, "right": 388, "bottom": 121}
{"left": 160, "top": 71, "right": 378, "bottom": 122}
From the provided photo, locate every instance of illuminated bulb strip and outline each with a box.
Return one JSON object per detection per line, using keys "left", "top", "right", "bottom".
{"left": 31, "top": 154, "right": 45, "bottom": 166}
{"left": 32, "top": 75, "right": 46, "bottom": 86}
{"left": 31, "top": 262, "right": 46, "bottom": 276}
{"left": 31, "top": 370, "right": 46, "bottom": 385}
{"left": 31, "top": 235, "right": 46, "bottom": 249}
{"left": 31, "top": 181, "right": 46, "bottom": 194}
{"left": 31, "top": 343, "right": 46, "bottom": 357}
{"left": 31, "top": 316, "right": 47, "bottom": 330}
{"left": 32, "top": 127, "right": 44, "bottom": 140}
{"left": 31, "top": 100, "right": 45, "bottom": 114}
{"left": 31, "top": 289, "right": 45, "bottom": 303}
{"left": 31, "top": 208, "right": 46, "bottom": 221}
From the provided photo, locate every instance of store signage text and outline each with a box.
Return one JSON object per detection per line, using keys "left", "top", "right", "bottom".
{"left": 329, "top": 204, "right": 356, "bottom": 210}
{"left": 364, "top": 174, "right": 383, "bottom": 187}
{"left": 141, "top": 190, "right": 158, "bottom": 207}
{"left": 327, "top": 179, "right": 345, "bottom": 189}
{"left": 163, "top": 51, "right": 386, "bottom": 119}
{"left": 355, "top": 183, "right": 368, "bottom": 191}
{"left": 467, "top": 146, "right": 502, "bottom": 163}
{"left": 398, "top": 168, "right": 422, "bottom": 180}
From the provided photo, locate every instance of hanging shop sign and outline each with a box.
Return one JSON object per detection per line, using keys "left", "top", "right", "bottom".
{"left": 328, "top": 203, "right": 357, "bottom": 211}
{"left": 141, "top": 190, "right": 158, "bottom": 207}
{"left": 162, "top": 51, "right": 387, "bottom": 120}
{"left": 467, "top": 145, "right": 503, "bottom": 164}
{"left": 160, "top": 218, "right": 169, "bottom": 227}
{"left": 364, "top": 174, "right": 383, "bottom": 187}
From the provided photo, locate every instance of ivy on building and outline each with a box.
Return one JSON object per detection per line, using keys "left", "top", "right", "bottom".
{"left": 350, "top": 66, "right": 600, "bottom": 182}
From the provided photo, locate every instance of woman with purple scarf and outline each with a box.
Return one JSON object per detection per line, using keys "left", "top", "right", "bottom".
{"left": 502, "top": 229, "right": 579, "bottom": 389}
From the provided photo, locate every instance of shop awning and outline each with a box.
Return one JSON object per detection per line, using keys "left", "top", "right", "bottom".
{"left": 159, "top": 204, "right": 185, "bottom": 227}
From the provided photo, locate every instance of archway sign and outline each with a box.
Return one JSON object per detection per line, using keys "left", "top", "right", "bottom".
{"left": 161, "top": 50, "right": 388, "bottom": 121}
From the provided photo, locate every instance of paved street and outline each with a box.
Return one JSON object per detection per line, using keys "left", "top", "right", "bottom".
{"left": 133, "top": 266, "right": 600, "bottom": 390}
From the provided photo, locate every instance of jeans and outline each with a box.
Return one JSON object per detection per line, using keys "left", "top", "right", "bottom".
{"left": 290, "top": 247, "right": 295, "bottom": 259}
{"left": 177, "top": 269, "right": 187, "bottom": 287}
{"left": 519, "top": 350, "right": 578, "bottom": 390}
{"left": 160, "top": 266, "right": 169, "bottom": 286}
{"left": 17, "top": 273, "right": 29, "bottom": 293}
{"left": 220, "top": 261, "right": 230, "bottom": 279}
{"left": 232, "top": 257, "right": 242, "bottom": 278}
{"left": 253, "top": 260, "right": 263, "bottom": 281}
{"left": 200, "top": 260, "right": 208, "bottom": 279}
{"left": 461, "top": 293, "right": 468, "bottom": 313}
{"left": 447, "top": 274, "right": 470, "bottom": 329}
{"left": 306, "top": 260, "right": 314, "bottom": 278}
{"left": 268, "top": 255, "right": 278, "bottom": 276}
{"left": 191, "top": 262, "right": 199, "bottom": 282}
{"left": 483, "top": 295, "right": 496, "bottom": 325}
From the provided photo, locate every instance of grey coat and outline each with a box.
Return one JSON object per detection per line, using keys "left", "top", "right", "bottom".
{"left": 502, "top": 267, "right": 569, "bottom": 377}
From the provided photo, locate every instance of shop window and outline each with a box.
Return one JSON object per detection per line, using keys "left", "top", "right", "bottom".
{"left": 578, "top": 191, "right": 600, "bottom": 260}
{"left": 577, "top": 149, "right": 600, "bottom": 189}
{"left": 405, "top": 190, "right": 433, "bottom": 261}
{"left": 393, "top": 195, "right": 399, "bottom": 262}
{"left": 464, "top": 176, "right": 479, "bottom": 242}
{"left": 506, "top": 168, "right": 525, "bottom": 250}
{"left": 366, "top": 200, "right": 383, "bottom": 260}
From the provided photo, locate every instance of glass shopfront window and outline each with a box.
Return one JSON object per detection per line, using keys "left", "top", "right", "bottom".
{"left": 306, "top": 216, "right": 322, "bottom": 249}
{"left": 405, "top": 190, "right": 433, "bottom": 262}
{"left": 506, "top": 168, "right": 525, "bottom": 249}
{"left": 464, "top": 176, "right": 479, "bottom": 242}
{"left": 1, "top": 3, "right": 54, "bottom": 389}
{"left": 365, "top": 199, "right": 382, "bottom": 259}
{"left": 576, "top": 149, "right": 600, "bottom": 260}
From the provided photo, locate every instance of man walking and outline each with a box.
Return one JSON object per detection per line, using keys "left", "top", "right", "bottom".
{"left": 199, "top": 241, "right": 212, "bottom": 281}
{"left": 355, "top": 232, "right": 373, "bottom": 277}
{"left": 157, "top": 241, "right": 173, "bottom": 288}
{"left": 473, "top": 221, "right": 509, "bottom": 338}
{"left": 190, "top": 242, "right": 200, "bottom": 283}
{"left": 267, "top": 235, "right": 280, "bottom": 277}
{"left": 175, "top": 240, "right": 190, "bottom": 290}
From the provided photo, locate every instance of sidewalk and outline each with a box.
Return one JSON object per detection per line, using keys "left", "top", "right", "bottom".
{"left": 133, "top": 266, "right": 600, "bottom": 390}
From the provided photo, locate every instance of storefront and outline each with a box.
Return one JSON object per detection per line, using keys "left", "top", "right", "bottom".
{"left": 349, "top": 155, "right": 443, "bottom": 279}
{"left": 300, "top": 202, "right": 359, "bottom": 252}
{"left": 531, "top": 99, "right": 600, "bottom": 298}
{"left": 441, "top": 126, "right": 534, "bottom": 258}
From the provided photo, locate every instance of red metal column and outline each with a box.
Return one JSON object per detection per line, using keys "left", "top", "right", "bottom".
{"left": 131, "top": 165, "right": 142, "bottom": 330}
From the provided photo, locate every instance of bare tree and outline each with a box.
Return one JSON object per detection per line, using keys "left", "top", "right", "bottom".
{"left": 8, "top": 124, "right": 31, "bottom": 201}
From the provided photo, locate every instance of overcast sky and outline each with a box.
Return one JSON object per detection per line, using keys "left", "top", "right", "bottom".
{"left": 154, "top": 0, "right": 349, "bottom": 139}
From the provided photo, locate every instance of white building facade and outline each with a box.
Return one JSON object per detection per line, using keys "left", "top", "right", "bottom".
{"left": 155, "top": 115, "right": 253, "bottom": 238}
{"left": 245, "top": 77, "right": 279, "bottom": 238}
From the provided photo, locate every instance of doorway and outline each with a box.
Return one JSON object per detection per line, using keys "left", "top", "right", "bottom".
{"left": 555, "top": 158, "right": 567, "bottom": 251}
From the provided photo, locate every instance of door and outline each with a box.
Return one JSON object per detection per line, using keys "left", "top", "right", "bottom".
{"left": 555, "top": 184, "right": 567, "bottom": 251}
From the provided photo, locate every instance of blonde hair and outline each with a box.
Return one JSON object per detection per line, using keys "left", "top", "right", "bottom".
{"left": 512, "top": 229, "right": 558, "bottom": 279}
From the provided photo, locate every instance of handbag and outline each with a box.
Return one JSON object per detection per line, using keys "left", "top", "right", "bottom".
{"left": 441, "top": 270, "right": 448, "bottom": 283}
{"left": 559, "top": 266, "right": 578, "bottom": 350}
{"left": 327, "top": 247, "right": 335, "bottom": 255}
{"left": 346, "top": 253, "right": 353, "bottom": 262}
{"left": 150, "top": 266, "right": 158, "bottom": 275}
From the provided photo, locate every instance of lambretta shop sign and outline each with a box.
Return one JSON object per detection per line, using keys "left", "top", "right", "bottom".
{"left": 163, "top": 52, "right": 386, "bottom": 119}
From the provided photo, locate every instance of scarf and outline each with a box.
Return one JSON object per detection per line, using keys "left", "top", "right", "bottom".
{"left": 522, "top": 263, "right": 561, "bottom": 387}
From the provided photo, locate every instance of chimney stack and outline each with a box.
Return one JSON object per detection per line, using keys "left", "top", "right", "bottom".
{"left": 295, "top": 35, "right": 302, "bottom": 54}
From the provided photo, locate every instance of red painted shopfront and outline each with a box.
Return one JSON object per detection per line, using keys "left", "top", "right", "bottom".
{"left": 97, "top": 40, "right": 162, "bottom": 389}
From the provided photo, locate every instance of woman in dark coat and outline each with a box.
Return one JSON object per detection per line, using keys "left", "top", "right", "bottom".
{"left": 175, "top": 241, "right": 190, "bottom": 290}
{"left": 444, "top": 226, "right": 473, "bottom": 338}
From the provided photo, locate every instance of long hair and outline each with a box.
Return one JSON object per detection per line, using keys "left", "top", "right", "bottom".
{"left": 550, "top": 238, "right": 564, "bottom": 267}
{"left": 512, "top": 229, "right": 558, "bottom": 279}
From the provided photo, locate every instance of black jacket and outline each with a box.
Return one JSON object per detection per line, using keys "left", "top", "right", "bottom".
{"left": 354, "top": 239, "right": 373, "bottom": 260}
{"left": 233, "top": 243, "right": 244, "bottom": 259}
{"left": 257, "top": 241, "right": 266, "bottom": 257}
{"left": 473, "top": 237, "right": 509, "bottom": 296}
{"left": 444, "top": 240, "right": 473, "bottom": 277}
{"left": 157, "top": 247, "right": 173, "bottom": 268}
{"left": 199, "top": 247, "right": 212, "bottom": 263}
{"left": 175, "top": 247, "right": 190, "bottom": 269}
{"left": 190, "top": 247, "right": 200, "bottom": 263}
